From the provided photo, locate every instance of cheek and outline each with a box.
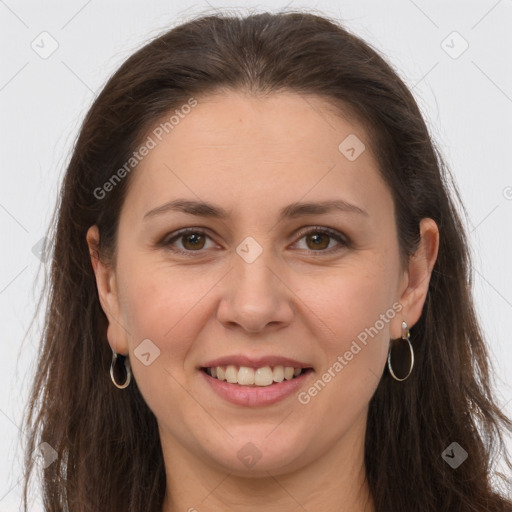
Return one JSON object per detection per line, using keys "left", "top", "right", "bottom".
{"left": 114, "top": 255, "right": 218, "bottom": 380}
{"left": 117, "top": 246, "right": 399, "bottom": 368}
{"left": 320, "top": 258, "right": 399, "bottom": 346}
{"left": 119, "top": 259, "right": 220, "bottom": 337}
{"left": 308, "top": 258, "right": 399, "bottom": 402}
{"left": 116, "top": 241, "right": 399, "bottom": 396}
{"left": 115, "top": 260, "right": 222, "bottom": 415}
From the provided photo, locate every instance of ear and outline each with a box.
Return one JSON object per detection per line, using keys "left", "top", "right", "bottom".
{"left": 86, "top": 225, "right": 129, "bottom": 355}
{"left": 391, "top": 218, "right": 439, "bottom": 338}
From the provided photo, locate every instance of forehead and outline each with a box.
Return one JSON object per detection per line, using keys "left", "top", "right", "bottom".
{"left": 121, "top": 90, "right": 389, "bottom": 221}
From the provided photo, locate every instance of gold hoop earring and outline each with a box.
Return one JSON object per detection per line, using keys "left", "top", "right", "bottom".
{"left": 387, "top": 321, "right": 414, "bottom": 381}
{"left": 110, "top": 351, "right": 132, "bottom": 389}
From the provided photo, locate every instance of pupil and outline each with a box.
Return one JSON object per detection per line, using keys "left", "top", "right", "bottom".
{"left": 308, "top": 233, "right": 328, "bottom": 250}
{"left": 185, "top": 234, "right": 203, "bottom": 249}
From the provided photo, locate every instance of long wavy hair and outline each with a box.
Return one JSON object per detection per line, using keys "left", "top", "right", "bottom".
{"left": 21, "top": 10, "right": 512, "bottom": 512}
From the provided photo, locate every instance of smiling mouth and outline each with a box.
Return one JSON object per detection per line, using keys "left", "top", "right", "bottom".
{"left": 200, "top": 365, "right": 314, "bottom": 387}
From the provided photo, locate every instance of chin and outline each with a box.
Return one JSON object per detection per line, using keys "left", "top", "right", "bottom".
{"left": 202, "top": 432, "right": 312, "bottom": 476}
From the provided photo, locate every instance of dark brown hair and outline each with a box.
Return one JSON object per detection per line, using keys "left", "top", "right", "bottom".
{"left": 21, "top": 10, "right": 512, "bottom": 512}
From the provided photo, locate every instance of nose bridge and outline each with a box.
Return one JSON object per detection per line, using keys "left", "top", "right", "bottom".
{"left": 235, "top": 238, "right": 275, "bottom": 293}
{"left": 216, "top": 234, "right": 294, "bottom": 331}
{"left": 233, "top": 235, "right": 280, "bottom": 308}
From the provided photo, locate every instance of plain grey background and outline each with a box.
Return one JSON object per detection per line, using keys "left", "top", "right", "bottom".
{"left": 1, "top": 0, "right": 511, "bottom": 509}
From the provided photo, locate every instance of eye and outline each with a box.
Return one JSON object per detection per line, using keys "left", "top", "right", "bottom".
{"left": 293, "top": 226, "right": 349, "bottom": 253}
{"left": 160, "top": 226, "right": 349, "bottom": 255}
{"left": 162, "top": 228, "right": 217, "bottom": 254}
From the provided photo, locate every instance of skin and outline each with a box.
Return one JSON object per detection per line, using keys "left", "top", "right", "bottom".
{"left": 87, "top": 90, "right": 439, "bottom": 512}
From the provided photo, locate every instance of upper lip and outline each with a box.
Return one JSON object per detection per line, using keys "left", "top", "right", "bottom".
{"left": 200, "top": 355, "right": 313, "bottom": 369}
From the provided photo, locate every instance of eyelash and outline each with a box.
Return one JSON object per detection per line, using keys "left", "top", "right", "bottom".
{"left": 159, "top": 226, "right": 350, "bottom": 256}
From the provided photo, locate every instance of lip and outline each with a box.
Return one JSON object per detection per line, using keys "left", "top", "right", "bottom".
{"left": 200, "top": 354, "right": 312, "bottom": 369}
{"left": 200, "top": 368, "right": 314, "bottom": 407}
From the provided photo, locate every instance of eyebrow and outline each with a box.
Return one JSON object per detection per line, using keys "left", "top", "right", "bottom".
{"left": 143, "top": 198, "right": 368, "bottom": 222}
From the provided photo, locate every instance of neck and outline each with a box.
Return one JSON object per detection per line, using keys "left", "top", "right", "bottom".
{"left": 160, "top": 412, "right": 374, "bottom": 512}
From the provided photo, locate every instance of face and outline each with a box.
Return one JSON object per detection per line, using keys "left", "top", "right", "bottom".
{"left": 88, "top": 90, "right": 435, "bottom": 477}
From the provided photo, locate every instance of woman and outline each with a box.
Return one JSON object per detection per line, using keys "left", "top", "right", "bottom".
{"left": 21, "top": 10, "right": 512, "bottom": 512}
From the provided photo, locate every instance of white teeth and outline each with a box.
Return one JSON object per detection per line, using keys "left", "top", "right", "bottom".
{"left": 237, "top": 366, "right": 255, "bottom": 385}
{"left": 273, "top": 365, "right": 284, "bottom": 382}
{"left": 284, "top": 366, "right": 295, "bottom": 380}
{"left": 225, "top": 365, "right": 238, "bottom": 383}
{"left": 254, "top": 367, "right": 273, "bottom": 386}
{"left": 205, "top": 364, "right": 308, "bottom": 386}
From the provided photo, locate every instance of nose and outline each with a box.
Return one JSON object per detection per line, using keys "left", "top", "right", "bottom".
{"left": 216, "top": 244, "right": 295, "bottom": 333}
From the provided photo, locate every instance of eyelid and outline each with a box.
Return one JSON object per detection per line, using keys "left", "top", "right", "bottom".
{"left": 161, "top": 227, "right": 218, "bottom": 254}
{"left": 291, "top": 226, "right": 350, "bottom": 252}
{"left": 160, "top": 225, "right": 349, "bottom": 255}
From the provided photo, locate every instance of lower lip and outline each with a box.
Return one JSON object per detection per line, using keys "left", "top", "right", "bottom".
{"left": 200, "top": 369, "right": 314, "bottom": 407}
